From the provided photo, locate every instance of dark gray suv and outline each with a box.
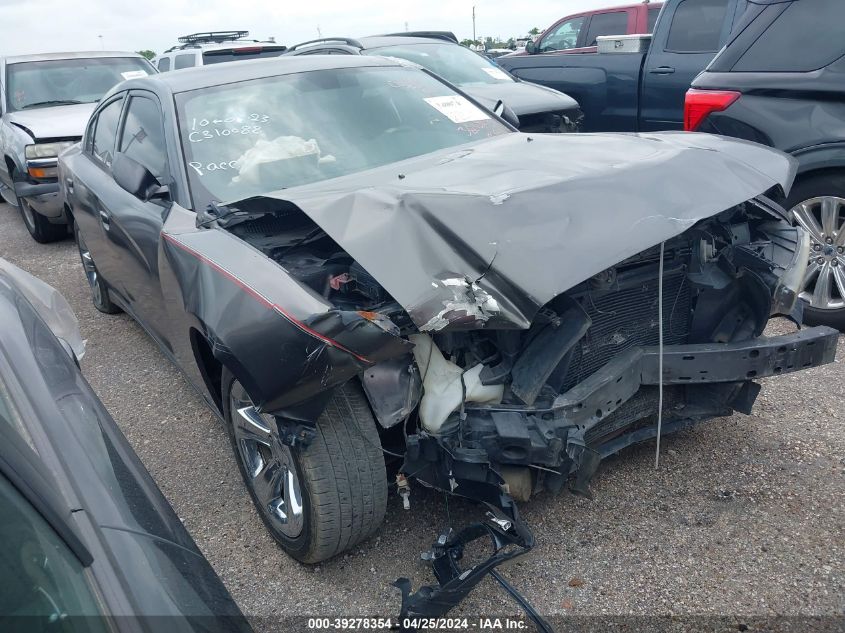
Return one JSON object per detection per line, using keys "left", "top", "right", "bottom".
{"left": 686, "top": 0, "right": 845, "bottom": 329}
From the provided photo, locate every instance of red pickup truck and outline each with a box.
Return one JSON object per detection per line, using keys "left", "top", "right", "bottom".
{"left": 514, "top": 1, "right": 663, "bottom": 56}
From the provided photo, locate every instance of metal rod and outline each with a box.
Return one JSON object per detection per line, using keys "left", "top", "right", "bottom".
{"left": 490, "top": 570, "right": 556, "bottom": 633}
{"left": 654, "top": 240, "right": 665, "bottom": 470}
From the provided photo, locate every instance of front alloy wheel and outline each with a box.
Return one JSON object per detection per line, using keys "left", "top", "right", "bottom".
{"left": 222, "top": 369, "right": 387, "bottom": 563}
{"left": 229, "top": 381, "right": 305, "bottom": 539}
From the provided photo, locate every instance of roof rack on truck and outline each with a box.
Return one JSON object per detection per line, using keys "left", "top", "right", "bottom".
{"left": 179, "top": 30, "right": 249, "bottom": 45}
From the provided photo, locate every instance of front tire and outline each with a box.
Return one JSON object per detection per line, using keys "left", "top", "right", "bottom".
{"left": 17, "top": 194, "right": 67, "bottom": 243}
{"left": 786, "top": 173, "right": 845, "bottom": 330}
{"left": 222, "top": 369, "right": 387, "bottom": 563}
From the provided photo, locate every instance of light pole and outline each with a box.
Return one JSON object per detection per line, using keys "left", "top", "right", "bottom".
{"left": 98, "top": 35, "right": 103, "bottom": 50}
{"left": 472, "top": 6, "right": 476, "bottom": 45}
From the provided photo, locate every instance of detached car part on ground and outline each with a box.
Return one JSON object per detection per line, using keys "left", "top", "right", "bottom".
{"left": 0, "top": 51, "right": 155, "bottom": 243}
{"left": 0, "top": 259, "right": 251, "bottom": 632}
{"left": 283, "top": 33, "right": 583, "bottom": 133}
{"left": 60, "top": 56, "right": 837, "bottom": 623}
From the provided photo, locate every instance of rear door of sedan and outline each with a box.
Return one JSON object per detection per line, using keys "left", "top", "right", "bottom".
{"left": 71, "top": 90, "right": 173, "bottom": 347}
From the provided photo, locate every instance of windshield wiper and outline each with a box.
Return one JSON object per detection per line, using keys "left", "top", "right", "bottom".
{"left": 21, "top": 100, "right": 88, "bottom": 109}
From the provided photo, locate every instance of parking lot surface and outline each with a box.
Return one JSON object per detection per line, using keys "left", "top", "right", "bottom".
{"left": 1, "top": 202, "right": 842, "bottom": 627}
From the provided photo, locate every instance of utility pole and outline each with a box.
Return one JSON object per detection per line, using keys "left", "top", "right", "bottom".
{"left": 404, "top": 21, "right": 409, "bottom": 32}
{"left": 317, "top": 25, "right": 322, "bottom": 37}
{"left": 472, "top": 6, "right": 476, "bottom": 44}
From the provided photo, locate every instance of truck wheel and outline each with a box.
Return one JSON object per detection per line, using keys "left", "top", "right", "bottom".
{"left": 222, "top": 370, "right": 387, "bottom": 563}
{"left": 786, "top": 173, "right": 845, "bottom": 331}
{"left": 17, "top": 193, "right": 67, "bottom": 243}
{"left": 74, "top": 222, "right": 121, "bottom": 314}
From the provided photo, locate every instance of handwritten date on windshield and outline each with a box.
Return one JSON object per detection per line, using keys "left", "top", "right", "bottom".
{"left": 188, "top": 113, "right": 270, "bottom": 143}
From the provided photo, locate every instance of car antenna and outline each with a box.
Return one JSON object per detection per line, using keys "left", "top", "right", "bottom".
{"left": 654, "top": 240, "right": 665, "bottom": 470}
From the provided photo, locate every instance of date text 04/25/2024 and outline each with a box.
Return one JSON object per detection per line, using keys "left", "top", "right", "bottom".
{"left": 306, "top": 618, "right": 528, "bottom": 630}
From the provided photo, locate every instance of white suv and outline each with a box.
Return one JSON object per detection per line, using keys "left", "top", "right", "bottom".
{"left": 153, "top": 31, "right": 287, "bottom": 71}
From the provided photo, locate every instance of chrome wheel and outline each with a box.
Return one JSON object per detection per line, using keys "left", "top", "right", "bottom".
{"left": 229, "top": 381, "right": 304, "bottom": 538}
{"left": 790, "top": 196, "right": 845, "bottom": 310}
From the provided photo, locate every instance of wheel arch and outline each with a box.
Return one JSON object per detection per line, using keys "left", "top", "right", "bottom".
{"left": 4, "top": 154, "right": 23, "bottom": 192}
{"left": 784, "top": 165, "right": 845, "bottom": 204}
{"left": 792, "top": 144, "right": 845, "bottom": 179}
{"left": 4, "top": 154, "right": 18, "bottom": 175}
{"left": 188, "top": 324, "right": 340, "bottom": 424}
{"left": 189, "top": 326, "right": 224, "bottom": 414}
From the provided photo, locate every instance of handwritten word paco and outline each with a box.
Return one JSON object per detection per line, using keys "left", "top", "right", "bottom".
{"left": 187, "top": 160, "right": 239, "bottom": 176}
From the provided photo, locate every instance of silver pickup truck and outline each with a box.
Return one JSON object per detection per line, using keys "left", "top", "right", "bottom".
{"left": 0, "top": 51, "right": 155, "bottom": 242}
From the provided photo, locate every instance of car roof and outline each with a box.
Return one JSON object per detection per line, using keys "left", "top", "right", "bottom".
{"left": 289, "top": 35, "right": 459, "bottom": 53}
{"left": 120, "top": 54, "right": 405, "bottom": 95}
{"left": 2, "top": 51, "right": 146, "bottom": 64}
{"left": 161, "top": 41, "right": 285, "bottom": 55}
{"left": 174, "top": 42, "right": 259, "bottom": 51}
{"left": 357, "top": 36, "right": 459, "bottom": 49}
{"left": 549, "top": 1, "right": 663, "bottom": 21}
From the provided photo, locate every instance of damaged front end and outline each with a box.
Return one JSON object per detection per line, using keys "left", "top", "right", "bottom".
{"left": 381, "top": 198, "right": 836, "bottom": 621}
{"left": 397, "top": 197, "right": 835, "bottom": 501}
{"left": 181, "top": 131, "right": 839, "bottom": 622}
{"left": 207, "top": 190, "right": 836, "bottom": 623}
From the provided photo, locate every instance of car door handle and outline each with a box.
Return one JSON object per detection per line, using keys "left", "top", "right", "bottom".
{"left": 649, "top": 66, "right": 676, "bottom": 75}
{"left": 65, "top": 177, "right": 74, "bottom": 194}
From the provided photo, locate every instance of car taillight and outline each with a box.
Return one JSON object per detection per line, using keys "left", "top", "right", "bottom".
{"left": 684, "top": 89, "right": 741, "bottom": 131}
{"left": 234, "top": 47, "right": 263, "bottom": 54}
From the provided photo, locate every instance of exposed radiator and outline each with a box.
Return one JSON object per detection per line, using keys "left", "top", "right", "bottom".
{"left": 561, "top": 264, "right": 692, "bottom": 392}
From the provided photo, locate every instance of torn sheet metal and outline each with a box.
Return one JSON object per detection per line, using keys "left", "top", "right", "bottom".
{"left": 250, "top": 131, "right": 796, "bottom": 332}
{"left": 421, "top": 277, "right": 500, "bottom": 332}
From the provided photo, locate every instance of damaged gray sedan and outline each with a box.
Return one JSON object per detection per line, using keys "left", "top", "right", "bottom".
{"left": 60, "top": 56, "right": 837, "bottom": 622}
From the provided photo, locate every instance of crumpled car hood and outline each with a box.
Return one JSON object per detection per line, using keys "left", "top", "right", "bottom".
{"left": 462, "top": 80, "right": 580, "bottom": 117}
{"left": 252, "top": 131, "right": 797, "bottom": 331}
{"left": 5, "top": 103, "right": 95, "bottom": 140}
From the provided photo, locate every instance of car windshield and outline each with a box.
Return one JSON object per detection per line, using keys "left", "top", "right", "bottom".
{"left": 5, "top": 57, "right": 153, "bottom": 112}
{"left": 365, "top": 42, "right": 516, "bottom": 86}
{"left": 176, "top": 65, "right": 510, "bottom": 208}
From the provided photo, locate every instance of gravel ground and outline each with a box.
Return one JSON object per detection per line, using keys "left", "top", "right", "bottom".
{"left": 1, "top": 202, "right": 843, "bottom": 628}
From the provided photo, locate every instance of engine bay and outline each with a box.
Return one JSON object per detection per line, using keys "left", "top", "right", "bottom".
{"left": 224, "top": 198, "right": 805, "bottom": 424}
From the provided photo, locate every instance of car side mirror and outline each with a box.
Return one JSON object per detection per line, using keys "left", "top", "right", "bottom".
{"left": 525, "top": 40, "right": 537, "bottom": 54}
{"left": 493, "top": 100, "right": 521, "bottom": 129}
{"left": 112, "top": 152, "right": 169, "bottom": 202}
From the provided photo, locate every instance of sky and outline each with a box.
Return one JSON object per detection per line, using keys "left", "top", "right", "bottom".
{"left": 1, "top": 0, "right": 629, "bottom": 56}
